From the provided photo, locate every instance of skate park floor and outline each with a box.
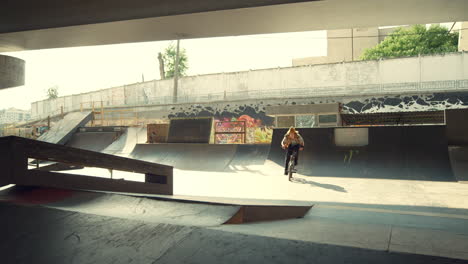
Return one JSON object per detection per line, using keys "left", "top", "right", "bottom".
{"left": 5, "top": 159, "right": 468, "bottom": 262}
{"left": 5, "top": 124, "right": 468, "bottom": 262}
{"left": 59, "top": 160, "right": 468, "bottom": 212}
{"left": 1, "top": 182, "right": 468, "bottom": 263}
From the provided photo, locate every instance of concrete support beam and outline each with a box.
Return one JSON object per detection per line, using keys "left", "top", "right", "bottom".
{"left": 1, "top": 0, "right": 468, "bottom": 52}
{"left": 0, "top": 0, "right": 315, "bottom": 34}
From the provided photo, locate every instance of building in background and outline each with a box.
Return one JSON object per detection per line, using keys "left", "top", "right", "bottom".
{"left": 292, "top": 27, "right": 404, "bottom": 66}
{"left": 0, "top": 108, "right": 31, "bottom": 124}
{"left": 293, "top": 22, "right": 467, "bottom": 66}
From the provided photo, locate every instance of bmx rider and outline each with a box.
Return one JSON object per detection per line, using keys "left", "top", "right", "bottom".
{"left": 281, "top": 127, "right": 305, "bottom": 175}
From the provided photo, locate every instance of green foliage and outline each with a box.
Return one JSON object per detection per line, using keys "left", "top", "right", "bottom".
{"left": 162, "top": 43, "right": 188, "bottom": 78}
{"left": 361, "top": 24, "right": 459, "bottom": 60}
{"left": 46, "top": 86, "right": 59, "bottom": 99}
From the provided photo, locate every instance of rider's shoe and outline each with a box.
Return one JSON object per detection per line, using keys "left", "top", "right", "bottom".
{"left": 291, "top": 169, "right": 297, "bottom": 173}
{"left": 284, "top": 170, "right": 288, "bottom": 175}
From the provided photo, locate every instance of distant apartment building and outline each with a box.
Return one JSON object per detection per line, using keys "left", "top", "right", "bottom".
{"left": 0, "top": 108, "right": 31, "bottom": 124}
{"left": 293, "top": 22, "right": 467, "bottom": 66}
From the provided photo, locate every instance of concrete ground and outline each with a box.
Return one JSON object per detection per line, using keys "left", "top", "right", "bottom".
{"left": 62, "top": 161, "right": 468, "bottom": 210}
{"left": 8, "top": 160, "right": 468, "bottom": 262}
{"left": 1, "top": 191, "right": 468, "bottom": 263}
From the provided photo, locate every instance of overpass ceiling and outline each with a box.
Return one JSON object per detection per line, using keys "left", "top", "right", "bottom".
{"left": 1, "top": 0, "right": 467, "bottom": 52}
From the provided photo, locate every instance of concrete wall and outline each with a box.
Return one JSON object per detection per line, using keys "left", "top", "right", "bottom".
{"left": 31, "top": 52, "right": 468, "bottom": 120}
{"left": 96, "top": 90, "right": 468, "bottom": 127}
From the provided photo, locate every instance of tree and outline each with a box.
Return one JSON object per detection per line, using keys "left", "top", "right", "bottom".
{"left": 161, "top": 43, "right": 188, "bottom": 79}
{"left": 46, "top": 86, "right": 59, "bottom": 99}
{"left": 361, "top": 24, "right": 459, "bottom": 60}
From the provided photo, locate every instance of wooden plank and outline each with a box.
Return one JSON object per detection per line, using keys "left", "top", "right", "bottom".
{"left": 6, "top": 136, "right": 172, "bottom": 175}
{"left": 19, "top": 170, "right": 173, "bottom": 195}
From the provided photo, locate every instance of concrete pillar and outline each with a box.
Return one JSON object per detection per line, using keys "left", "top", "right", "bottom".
{"left": 0, "top": 55, "right": 25, "bottom": 89}
{"left": 459, "top": 22, "right": 468, "bottom": 52}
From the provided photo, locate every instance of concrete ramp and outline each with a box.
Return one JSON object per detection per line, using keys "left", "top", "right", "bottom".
{"left": 38, "top": 111, "right": 92, "bottom": 145}
{"left": 269, "top": 127, "right": 455, "bottom": 181}
{"left": 40, "top": 127, "right": 145, "bottom": 171}
{"left": 229, "top": 144, "right": 270, "bottom": 166}
{"left": 66, "top": 131, "right": 120, "bottom": 152}
{"left": 448, "top": 146, "right": 468, "bottom": 182}
{"left": 130, "top": 143, "right": 238, "bottom": 171}
{"left": 102, "top": 127, "right": 147, "bottom": 156}
{"left": 0, "top": 186, "right": 312, "bottom": 226}
{"left": 0, "top": 186, "right": 237, "bottom": 227}
{"left": 39, "top": 130, "right": 121, "bottom": 171}
{"left": 129, "top": 143, "right": 271, "bottom": 171}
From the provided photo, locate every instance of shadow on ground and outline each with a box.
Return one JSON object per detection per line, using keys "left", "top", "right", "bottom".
{"left": 292, "top": 177, "right": 348, "bottom": 193}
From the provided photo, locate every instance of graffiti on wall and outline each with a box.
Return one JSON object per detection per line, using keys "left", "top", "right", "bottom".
{"left": 168, "top": 104, "right": 274, "bottom": 144}
{"left": 165, "top": 91, "right": 468, "bottom": 144}
{"left": 214, "top": 115, "right": 273, "bottom": 144}
{"left": 215, "top": 121, "right": 245, "bottom": 144}
{"left": 342, "top": 92, "right": 468, "bottom": 113}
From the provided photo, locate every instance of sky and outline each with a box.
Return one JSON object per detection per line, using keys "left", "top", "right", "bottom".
{"left": 0, "top": 22, "right": 459, "bottom": 111}
{"left": 0, "top": 30, "right": 327, "bottom": 110}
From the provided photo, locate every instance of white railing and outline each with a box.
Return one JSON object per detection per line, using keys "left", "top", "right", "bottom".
{"left": 31, "top": 79, "right": 468, "bottom": 120}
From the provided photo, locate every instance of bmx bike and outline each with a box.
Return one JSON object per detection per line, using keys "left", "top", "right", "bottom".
{"left": 287, "top": 149, "right": 299, "bottom": 181}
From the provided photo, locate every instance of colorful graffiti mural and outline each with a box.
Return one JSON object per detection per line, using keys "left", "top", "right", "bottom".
{"left": 214, "top": 115, "right": 272, "bottom": 144}
{"left": 215, "top": 120, "right": 245, "bottom": 144}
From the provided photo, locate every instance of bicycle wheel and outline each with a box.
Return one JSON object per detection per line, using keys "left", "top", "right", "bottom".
{"left": 288, "top": 157, "right": 294, "bottom": 180}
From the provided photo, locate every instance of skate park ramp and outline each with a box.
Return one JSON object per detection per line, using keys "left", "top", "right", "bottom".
{"left": 129, "top": 125, "right": 454, "bottom": 180}
{"left": 37, "top": 127, "right": 146, "bottom": 172}
{"left": 65, "top": 131, "right": 121, "bottom": 152}
{"left": 37, "top": 111, "right": 93, "bottom": 145}
{"left": 0, "top": 186, "right": 312, "bottom": 227}
{"left": 102, "top": 126, "right": 147, "bottom": 156}
{"left": 129, "top": 143, "right": 270, "bottom": 172}
{"left": 448, "top": 146, "right": 468, "bottom": 182}
{"left": 42, "top": 190, "right": 241, "bottom": 227}
{"left": 229, "top": 144, "right": 271, "bottom": 167}
{"left": 268, "top": 126, "right": 455, "bottom": 181}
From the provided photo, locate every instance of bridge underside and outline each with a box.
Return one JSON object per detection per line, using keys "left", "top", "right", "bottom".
{"left": 1, "top": 0, "right": 468, "bottom": 52}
